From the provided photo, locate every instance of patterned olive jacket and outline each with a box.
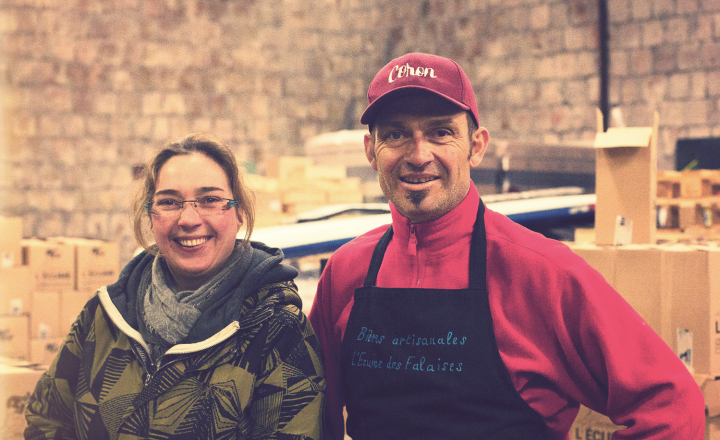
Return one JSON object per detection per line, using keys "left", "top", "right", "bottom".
{"left": 25, "top": 254, "right": 325, "bottom": 439}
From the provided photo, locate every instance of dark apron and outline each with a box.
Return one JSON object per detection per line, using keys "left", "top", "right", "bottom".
{"left": 340, "top": 202, "right": 549, "bottom": 439}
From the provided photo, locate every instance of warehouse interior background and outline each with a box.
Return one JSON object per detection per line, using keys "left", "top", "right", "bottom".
{"left": 1, "top": 0, "right": 720, "bottom": 265}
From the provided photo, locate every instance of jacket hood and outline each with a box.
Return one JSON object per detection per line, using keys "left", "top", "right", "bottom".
{"left": 106, "top": 240, "right": 300, "bottom": 341}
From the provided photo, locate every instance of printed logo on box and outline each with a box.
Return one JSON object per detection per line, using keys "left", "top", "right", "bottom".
{"left": 41, "top": 272, "right": 71, "bottom": 280}
{"left": 45, "top": 249, "right": 62, "bottom": 258}
{"left": 676, "top": 328, "right": 693, "bottom": 369}
{"left": 1, "top": 252, "right": 14, "bottom": 268}
{"left": 42, "top": 341, "right": 61, "bottom": 352}
{"left": 0, "top": 329, "right": 15, "bottom": 341}
{"left": 38, "top": 323, "right": 51, "bottom": 340}
{"left": 88, "top": 270, "right": 115, "bottom": 277}
{"left": 573, "top": 427, "right": 616, "bottom": 439}
{"left": 9, "top": 299, "right": 23, "bottom": 315}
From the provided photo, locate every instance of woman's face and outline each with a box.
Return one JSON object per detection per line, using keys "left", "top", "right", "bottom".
{"left": 150, "top": 153, "right": 242, "bottom": 291}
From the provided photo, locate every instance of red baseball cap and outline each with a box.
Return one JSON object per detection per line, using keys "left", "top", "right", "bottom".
{"left": 360, "top": 52, "right": 479, "bottom": 127}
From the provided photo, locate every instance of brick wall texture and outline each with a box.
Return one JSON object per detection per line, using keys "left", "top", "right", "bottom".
{"left": 1, "top": 0, "right": 720, "bottom": 264}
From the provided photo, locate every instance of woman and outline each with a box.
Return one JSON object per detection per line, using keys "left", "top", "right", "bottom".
{"left": 25, "top": 134, "right": 325, "bottom": 439}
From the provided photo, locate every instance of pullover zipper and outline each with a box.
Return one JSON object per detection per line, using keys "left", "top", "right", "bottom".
{"left": 408, "top": 224, "right": 422, "bottom": 286}
{"left": 408, "top": 224, "right": 418, "bottom": 257}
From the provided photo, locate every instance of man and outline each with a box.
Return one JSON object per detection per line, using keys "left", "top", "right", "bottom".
{"left": 308, "top": 52, "right": 704, "bottom": 439}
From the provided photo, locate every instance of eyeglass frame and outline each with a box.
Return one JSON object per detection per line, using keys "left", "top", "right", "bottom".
{"left": 145, "top": 197, "right": 239, "bottom": 216}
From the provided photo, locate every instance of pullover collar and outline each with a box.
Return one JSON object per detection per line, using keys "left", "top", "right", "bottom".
{"left": 389, "top": 182, "right": 480, "bottom": 254}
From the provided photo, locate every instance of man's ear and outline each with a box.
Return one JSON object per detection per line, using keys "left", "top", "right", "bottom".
{"left": 469, "top": 127, "right": 490, "bottom": 168}
{"left": 364, "top": 132, "right": 378, "bottom": 171}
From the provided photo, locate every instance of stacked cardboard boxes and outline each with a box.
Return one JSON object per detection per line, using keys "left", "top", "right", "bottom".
{"left": 0, "top": 219, "right": 120, "bottom": 439}
{"left": 593, "top": 111, "right": 658, "bottom": 245}
{"left": 20, "top": 237, "right": 119, "bottom": 365}
{"left": 0, "top": 217, "right": 23, "bottom": 267}
{"left": 0, "top": 360, "right": 47, "bottom": 439}
{"left": 657, "top": 170, "right": 720, "bottom": 232}
{"left": 569, "top": 405, "right": 624, "bottom": 439}
{"left": 0, "top": 218, "right": 31, "bottom": 362}
{"left": 566, "top": 243, "right": 720, "bottom": 375}
{"left": 249, "top": 156, "right": 365, "bottom": 226}
{"left": 569, "top": 112, "right": 720, "bottom": 436}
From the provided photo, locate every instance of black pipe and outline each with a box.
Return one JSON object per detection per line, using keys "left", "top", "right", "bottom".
{"left": 598, "top": 0, "right": 610, "bottom": 131}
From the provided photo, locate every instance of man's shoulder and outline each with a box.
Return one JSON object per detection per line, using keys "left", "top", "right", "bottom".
{"left": 484, "top": 208, "right": 581, "bottom": 266}
{"left": 329, "top": 223, "right": 391, "bottom": 261}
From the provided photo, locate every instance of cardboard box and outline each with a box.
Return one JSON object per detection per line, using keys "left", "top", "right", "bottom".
{"left": 593, "top": 111, "right": 658, "bottom": 245}
{"left": 60, "top": 290, "right": 92, "bottom": 333}
{"left": 0, "top": 315, "right": 30, "bottom": 360}
{"left": 281, "top": 190, "right": 326, "bottom": 205}
{"left": 613, "top": 246, "right": 670, "bottom": 343}
{"left": 245, "top": 173, "right": 280, "bottom": 193}
{"left": 0, "top": 266, "right": 32, "bottom": 315}
{"left": 695, "top": 374, "right": 720, "bottom": 439}
{"left": 22, "top": 239, "right": 75, "bottom": 290}
{"left": 680, "top": 170, "right": 720, "bottom": 199}
{"left": 709, "top": 417, "right": 720, "bottom": 440}
{"left": 68, "top": 238, "right": 119, "bottom": 290}
{"left": 567, "top": 243, "right": 616, "bottom": 286}
{"left": 573, "top": 228, "right": 596, "bottom": 244}
{"left": 569, "top": 405, "right": 624, "bottom": 439}
{"left": 657, "top": 171, "right": 682, "bottom": 199}
{"left": 677, "top": 200, "right": 700, "bottom": 229}
{"left": 0, "top": 217, "right": 23, "bottom": 268}
{"left": 307, "top": 164, "right": 347, "bottom": 181}
{"left": 663, "top": 245, "right": 720, "bottom": 375}
{"left": 697, "top": 374, "right": 720, "bottom": 418}
{"left": 0, "top": 360, "right": 46, "bottom": 440}
{"left": 282, "top": 202, "right": 326, "bottom": 216}
{"left": 30, "top": 291, "right": 61, "bottom": 340}
{"left": 266, "top": 156, "right": 313, "bottom": 181}
{"left": 326, "top": 190, "right": 364, "bottom": 205}
{"left": 30, "top": 337, "right": 64, "bottom": 366}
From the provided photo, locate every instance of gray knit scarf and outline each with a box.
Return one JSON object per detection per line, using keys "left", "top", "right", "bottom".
{"left": 141, "top": 243, "right": 253, "bottom": 360}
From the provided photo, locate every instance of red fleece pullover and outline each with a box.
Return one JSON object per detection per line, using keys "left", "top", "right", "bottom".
{"left": 309, "top": 184, "right": 704, "bottom": 440}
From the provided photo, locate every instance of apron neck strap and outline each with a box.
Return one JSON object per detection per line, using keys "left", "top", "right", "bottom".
{"left": 363, "top": 200, "right": 488, "bottom": 289}
{"left": 469, "top": 200, "right": 487, "bottom": 289}
{"left": 362, "top": 225, "right": 394, "bottom": 288}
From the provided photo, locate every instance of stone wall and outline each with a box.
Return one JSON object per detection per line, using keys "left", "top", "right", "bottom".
{"left": 1, "top": 0, "right": 719, "bottom": 265}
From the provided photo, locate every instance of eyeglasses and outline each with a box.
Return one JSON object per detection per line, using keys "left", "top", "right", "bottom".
{"left": 146, "top": 196, "right": 238, "bottom": 217}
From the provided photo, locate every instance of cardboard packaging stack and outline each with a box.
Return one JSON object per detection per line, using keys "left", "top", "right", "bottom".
{"left": 0, "top": 217, "right": 31, "bottom": 363}
{"left": 0, "top": 218, "right": 120, "bottom": 438}
{"left": 248, "top": 156, "right": 364, "bottom": 226}
{"left": 20, "top": 237, "right": 119, "bottom": 366}
{"left": 0, "top": 359, "right": 47, "bottom": 439}
{"left": 656, "top": 169, "right": 720, "bottom": 233}
{"left": 569, "top": 112, "right": 720, "bottom": 437}
{"left": 567, "top": 243, "right": 720, "bottom": 373}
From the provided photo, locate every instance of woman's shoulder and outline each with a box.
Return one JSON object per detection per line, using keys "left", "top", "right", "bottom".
{"left": 244, "top": 282, "right": 321, "bottom": 360}
{"left": 239, "top": 281, "right": 307, "bottom": 328}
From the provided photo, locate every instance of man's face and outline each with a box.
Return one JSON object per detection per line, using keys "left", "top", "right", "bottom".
{"left": 364, "top": 93, "right": 488, "bottom": 223}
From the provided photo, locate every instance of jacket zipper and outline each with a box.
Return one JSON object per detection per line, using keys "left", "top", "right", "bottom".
{"left": 128, "top": 340, "right": 155, "bottom": 386}
{"left": 129, "top": 339, "right": 195, "bottom": 387}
